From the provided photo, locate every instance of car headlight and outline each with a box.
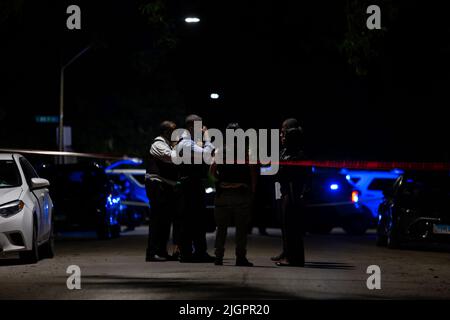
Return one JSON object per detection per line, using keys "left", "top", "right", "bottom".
{"left": 0, "top": 200, "right": 25, "bottom": 218}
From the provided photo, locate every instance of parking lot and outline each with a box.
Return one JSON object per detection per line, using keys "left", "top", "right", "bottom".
{"left": 1, "top": 227, "right": 449, "bottom": 300}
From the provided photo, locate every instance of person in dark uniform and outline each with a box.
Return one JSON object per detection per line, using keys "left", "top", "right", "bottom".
{"left": 145, "top": 121, "right": 181, "bottom": 262}
{"left": 210, "top": 123, "right": 258, "bottom": 267}
{"left": 248, "top": 168, "right": 270, "bottom": 236}
{"left": 272, "top": 118, "right": 310, "bottom": 267}
{"left": 175, "top": 114, "right": 215, "bottom": 263}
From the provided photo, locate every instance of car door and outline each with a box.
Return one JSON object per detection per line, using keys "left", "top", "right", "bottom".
{"left": 19, "top": 158, "right": 51, "bottom": 242}
{"left": 366, "top": 177, "right": 397, "bottom": 218}
{"left": 383, "top": 177, "right": 402, "bottom": 230}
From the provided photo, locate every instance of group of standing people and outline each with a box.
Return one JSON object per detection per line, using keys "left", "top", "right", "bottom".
{"left": 145, "top": 114, "right": 308, "bottom": 267}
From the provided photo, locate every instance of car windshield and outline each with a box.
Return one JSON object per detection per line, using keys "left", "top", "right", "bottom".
{"left": 400, "top": 175, "right": 450, "bottom": 204}
{"left": 368, "top": 178, "right": 396, "bottom": 191}
{"left": 39, "top": 166, "right": 108, "bottom": 198}
{"left": 0, "top": 160, "right": 22, "bottom": 188}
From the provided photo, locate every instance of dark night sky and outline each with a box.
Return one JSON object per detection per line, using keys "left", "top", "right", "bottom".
{"left": 1, "top": 0, "right": 449, "bottom": 161}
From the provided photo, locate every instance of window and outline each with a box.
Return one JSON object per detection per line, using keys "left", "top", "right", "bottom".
{"left": 0, "top": 160, "right": 22, "bottom": 188}
{"left": 132, "top": 174, "right": 146, "bottom": 185}
{"left": 19, "top": 157, "right": 39, "bottom": 186}
{"left": 368, "top": 178, "right": 396, "bottom": 191}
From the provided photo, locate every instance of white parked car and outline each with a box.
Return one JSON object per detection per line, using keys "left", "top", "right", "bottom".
{"left": 0, "top": 154, "right": 54, "bottom": 263}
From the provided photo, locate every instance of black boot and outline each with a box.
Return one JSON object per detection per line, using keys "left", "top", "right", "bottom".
{"left": 236, "top": 257, "right": 253, "bottom": 267}
{"left": 270, "top": 253, "right": 285, "bottom": 262}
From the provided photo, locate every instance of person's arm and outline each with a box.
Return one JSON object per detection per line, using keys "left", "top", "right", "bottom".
{"left": 150, "top": 140, "right": 176, "bottom": 163}
{"left": 177, "top": 138, "right": 215, "bottom": 164}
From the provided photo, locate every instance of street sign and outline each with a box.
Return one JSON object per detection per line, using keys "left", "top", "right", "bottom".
{"left": 35, "top": 115, "right": 59, "bottom": 124}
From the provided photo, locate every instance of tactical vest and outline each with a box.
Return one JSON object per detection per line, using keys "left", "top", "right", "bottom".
{"left": 146, "top": 137, "right": 178, "bottom": 181}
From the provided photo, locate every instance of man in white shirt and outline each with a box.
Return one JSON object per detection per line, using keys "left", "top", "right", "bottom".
{"left": 145, "top": 121, "right": 181, "bottom": 262}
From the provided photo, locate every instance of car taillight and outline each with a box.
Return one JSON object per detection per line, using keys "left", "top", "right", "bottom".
{"left": 351, "top": 190, "right": 359, "bottom": 203}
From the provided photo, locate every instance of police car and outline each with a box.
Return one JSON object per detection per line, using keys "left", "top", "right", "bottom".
{"left": 340, "top": 169, "right": 402, "bottom": 219}
{"left": 105, "top": 159, "right": 149, "bottom": 229}
{"left": 303, "top": 168, "right": 373, "bottom": 235}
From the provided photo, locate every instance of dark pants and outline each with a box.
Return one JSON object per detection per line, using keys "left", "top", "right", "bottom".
{"left": 214, "top": 187, "right": 252, "bottom": 259}
{"left": 145, "top": 179, "right": 180, "bottom": 257}
{"left": 179, "top": 179, "right": 208, "bottom": 258}
{"left": 280, "top": 193, "right": 305, "bottom": 264}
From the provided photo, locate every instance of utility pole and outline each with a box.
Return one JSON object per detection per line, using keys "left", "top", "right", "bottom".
{"left": 59, "top": 46, "right": 91, "bottom": 163}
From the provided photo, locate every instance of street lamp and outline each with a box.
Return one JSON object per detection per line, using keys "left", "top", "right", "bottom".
{"left": 185, "top": 17, "right": 200, "bottom": 23}
{"left": 59, "top": 46, "right": 90, "bottom": 163}
{"left": 210, "top": 93, "right": 220, "bottom": 100}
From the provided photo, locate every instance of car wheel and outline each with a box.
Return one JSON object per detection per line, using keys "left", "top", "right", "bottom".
{"left": 40, "top": 221, "right": 55, "bottom": 259}
{"left": 343, "top": 216, "right": 369, "bottom": 235}
{"left": 376, "top": 229, "right": 388, "bottom": 247}
{"left": 19, "top": 220, "right": 39, "bottom": 264}
{"left": 308, "top": 224, "right": 333, "bottom": 234}
{"left": 96, "top": 223, "right": 112, "bottom": 240}
{"left": 386, "top": 216, "right": 401, "bottom": 249}
{"left": 376, "top": 217, "right": 388, "bottom": 246}
{"left": 111, "top": 224, "right": 121, "bottom": 238}
{"left": 387, "top": 229, "right": 401, "bottom": 248}
{"left": 376, "top": 235, "right": 388, "bottom": 246}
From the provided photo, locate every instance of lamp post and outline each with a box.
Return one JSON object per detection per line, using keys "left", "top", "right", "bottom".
{"left": 184, "top": 17, "right": 200, "bottom": 23}
{"left": 59, "top": 46, "right": 90, "bottom": 163}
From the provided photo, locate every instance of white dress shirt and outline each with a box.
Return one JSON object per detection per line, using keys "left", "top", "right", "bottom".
{"left": 150, "top": 136, "right": 176, "bottom": 164}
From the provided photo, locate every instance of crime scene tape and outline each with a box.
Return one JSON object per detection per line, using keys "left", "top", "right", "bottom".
{"left": 1, "top": 148, "right": 449, "bottom": 171}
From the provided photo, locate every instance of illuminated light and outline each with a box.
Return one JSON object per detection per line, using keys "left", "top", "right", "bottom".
{"left": 330, "top": 184, "right": 339, "bottom": 191}
{"left": 351, "top": 190, "right": 359, "bottom": 203}
{"left": 205, "top": 187, "right": 214, "bottom": 194}
{"left": 185, "top": 17, "right": 200, "bottom": 23}
{"left": 210, "top": 93, "right": 220, "bottom": 100}
{"left": 107, "top": 194, "right": 113, "bottom": 206}
{"left": 106, "top": 194, "right": 120, "bottom": 207}
{"left": 346, "top": 175, "right": 351, "bottom": 181}
{"left": 260, "top": 166, "right": 272, "bottom": 174}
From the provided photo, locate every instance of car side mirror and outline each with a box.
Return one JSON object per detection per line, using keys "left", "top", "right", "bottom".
{"left": 31, "top": 178, "right": 50, "bottom": 190}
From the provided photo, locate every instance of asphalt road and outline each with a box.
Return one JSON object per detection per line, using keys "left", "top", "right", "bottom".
{"left": 0, "top": 227, "right": 449, "bottom": 299}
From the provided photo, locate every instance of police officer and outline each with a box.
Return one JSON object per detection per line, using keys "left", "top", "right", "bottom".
{"left": 175, "top": 114, "right": 215, "bottom": 263}
{"left": 145, "top": 120, "right": 181, "bottom": 262}
{"left": 272, "top": 118, "right": 309, "bottom": 267}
